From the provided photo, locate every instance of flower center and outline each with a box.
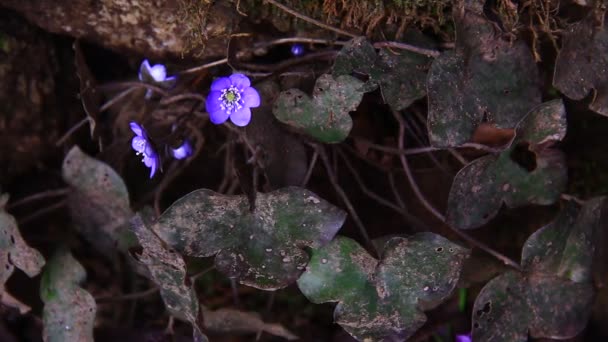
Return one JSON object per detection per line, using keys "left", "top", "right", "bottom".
{"left": 219, "top": 85, "right": 243, "bottom": 114}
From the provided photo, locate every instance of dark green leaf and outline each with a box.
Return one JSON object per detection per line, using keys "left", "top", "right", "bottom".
{"left": 130, "top": 214, "right": 208, "bottom": 342}
{"left": 62, "top": 146, "right": 136, "bottom": 255}
{"left": 298, "top": 234, "right": 469, "bottom": 341}
{"left": 554, "top": 12, "right": 608, "bottom": 116}
{"left": 333, "top": 37, "right": 430, "bottom": 110}
{"left": 472, "top": 198, "right": 602, "bottom": 341}
{"left": 273, "top": 74, "right": 364, "bottom": 143}
{"left": 1, "top": 193, "right": 45, "bottom": 313}
{"left": 427, "top": 3, "right": 540, "bottom": 147}
{"left": 447, "top": 100, "right": 567, "bottom": 230}
{"left": 41, "top": 249, "right": 96, "bottom": 342}
{"left": 153, "top": 187, "right": 346, "bottom": 290}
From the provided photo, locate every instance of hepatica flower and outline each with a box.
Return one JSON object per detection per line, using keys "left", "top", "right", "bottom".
{"left": 138, "top": 59, "right": 176, "bottom": 98}
{"left": 291, "top": 43, "right": 304, "bottom": 56}
{"left": 130, "top": 122, "right": 160, "bottom": 178}
{"left": 206, "top": 73, "right": 260, "bottom": 126}
{"left": 455, "top": 333, "right": 472, "bottom": 342}
{"left": 171, "top": 139, "right": 193, "bottom": 160}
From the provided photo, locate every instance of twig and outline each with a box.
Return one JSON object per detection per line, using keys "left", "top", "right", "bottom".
{"left": 391, "top": 110, "right": 522, "bottom": 270}
{"left": 95, "top": 287, "right": 159, "bottom": 303}
{"left": 18, "top": 199, "right": 68, "bottom": 225}
{"left": 264, "top": 0, "right": 358, "bottom": 38}
{"left": 300, "top": 150, "right": 318, "bottom": 187}
{"left": 190, "top": 265, "right": 216, "bottom": 281}
{"left": 560, "top": 193, "right": 585, "bottom": 205}
{"left": 160, "top": 93, "right": 207, "bottom": 106}
{"left": 99, "top": 87, "right": 138, "bottom": 112}
{"left": 388, "top": 172, "right": 406, "bottom": 210}
{"left": 180, "top": 58, "right": 228, "bottom": 75}
{"left": 7, "top": 188, "right": 70, "bottom": 209}
{"left": 55, "top": 118, "right": 90, "bottom": 146}
{"left": 372, "top": 41, "right": 440, "bottom": 58}
{"left": 353, "top": 138, "right": 501, "bottom": 155}
{"left": 337, "top": 148, "right": 428, "bottom": 232}
{"left": 315, "top": 144, "right": 375, "bottom": 255}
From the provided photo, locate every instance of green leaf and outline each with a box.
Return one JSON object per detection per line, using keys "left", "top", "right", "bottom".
{"left": 41, "top": 249, "right": 96, "bottom": 342}
{"left": 298, "top": 234, "right": 469, "bottom": 341}
{"left": 130, "top": 214, "right": 208, "bottom": 342}
{"left": 152, "top": 187, "right": 346, "bottom": 290}
{"left": 62, "top": 146, "right": 136, "bottom": 255}
{"left": 426, "top": 3, "right": 540, "bottom": 147}
{"left": 447, "top": 100, "right": 567, "bottom": 230}
{"left": 272, "top": 74, "right": 364, "bottom": 143}
{"left": 472, "top": 198, "right": 603, "bottom": 341}
{"left": 1, "top": 193, "right": 45, "bottom": 313}
{"left": 554, "top": 12, "right": 608, "bottom": 116}
{"left": 333, "top": 37, "right": 430, "bottom": 110}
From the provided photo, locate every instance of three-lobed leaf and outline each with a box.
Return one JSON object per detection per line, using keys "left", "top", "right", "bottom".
{"left": 41, "top": 249, "right": 96, "bottom": 342}
{"left": 447, "top": 100, "right": 568, "bottom": 230}
{"left": 472, "top": 198, "right": 603, "bottom": 341}
{"left": 554, "top": 11, "right": 608, "bottom": 116}
{"left": 273, "top": 74, "right": 364, "bottom": 143}
{"left": 333, "top": 37, "right": 430, "bottom": 110}
{"left": 298, "top": 234, "right": 469, "bottom": 341}
{"left": 152, "top": 187, "right": 346, "bottom": 290}
{"left": 426, "top": 1, "right": 540, "bottom": 147}
{"left": 62, "top": 146, "right": 136, "bottom": 255}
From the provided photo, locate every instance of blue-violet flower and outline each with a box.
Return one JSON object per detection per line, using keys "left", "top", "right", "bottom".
{"left": 455, "top": 333, "right": 472, "bottom": 342}
{"left": 138, "top": 59, "right": 176, "bottom": 98}
{"left": 291, "top": 44, "right": 304, "bottom": 56}
{"left": 171, "top": 139, "right": 193, "bottom": 160}
{"left": 130, "top": 122, "right": 160, "bottom": 178}
{"left": 205, "top": 73, "right": 260, "bottom": 127}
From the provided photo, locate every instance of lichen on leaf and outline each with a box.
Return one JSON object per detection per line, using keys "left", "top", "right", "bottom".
{"left": 1, "top": 193, "right": 45, "bottom": 314}
{"left": 297, "top": 234, "right": 469, "bottom": 341}
{"left": 333, "top": 36, "right": 430, "bottom": 111}
{"left": 40, "top": 249, "right": 96, "bottom": 342}
{"left": 447, "top": 100, "right": 567, "bottom": 230}
{"left": 472, "top": 198, "right": 605, "bottom": 341}
{"left": 152, "top": 187, "right": 346, "bottom": 290}
{"left": 272, "top": 74, "right": 365, "bottom": 143}
{"left": 426, "top": 0, "right": 540, "bottom": 147}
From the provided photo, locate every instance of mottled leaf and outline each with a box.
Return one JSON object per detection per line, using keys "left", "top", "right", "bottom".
{"left": 472, "top": 198, "right": 602, "bottom": 341}
{"left": 427, "top": 2, "right": 540, "bottom": 147}
{"left": 153, "top": 187, "right": 345, "bottom": 290}
{"left": 333, "top": 37, "right": 430, "bottom": 110}
{"left": 554, "top": 11, "right": 608, "bottom": 116}
{"left": 1, "top": 193, "right": 45, "bottom": 313}
{"left": 298, "top": 234, "right": 469, "bottom": 341}
{"left": 273, "top": 74, "right": 364, "bottom": 143}
{"left": 41, "top": 249, "right": 96, "bottom": 342}
{"left": 130, "top": 214, "right": 207, "bottom": 342}
{"left": 447, "top": 100, "right": 567, "bottom": 230}
{"left": 62, "top": 146, "right": 136, "bottom": 255}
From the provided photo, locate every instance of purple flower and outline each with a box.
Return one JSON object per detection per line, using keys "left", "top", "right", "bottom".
{"left": 456, "top": 333, "right": 472, "bottom": 342}
{"left": 205, "top": 73, "right": 260, "bottom": 127}
{"left": 138, "top": 59, "right": 176, "bottom": 98}
{"left": 171, "top": 139, "right": 193, "bottom": 160}
{"left": 291, "top": 44, "right": 304, "bottom": 56}
{"left": 130, "top": 122, "right": 160, "bottom": 178}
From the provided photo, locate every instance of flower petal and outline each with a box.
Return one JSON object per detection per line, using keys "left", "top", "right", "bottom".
{"left": 149, "top": 64, "right": 167, "bottom": 82}
{"left": 229, "top": 73, "right": 250, "bottom": 89}
{"left": 205, "top": 91, "right": 223, "bottom": 112}
{"left": 130, "top": 121, "right": 144, "bottom": 136}
{"left": 172, "top": 140, "right": 193, "bottom": 160}
{"left": 138, "top": 59, "right": 151, "bottom": 81}
{"left": 210, "top": 76, "right": 231, "bottom": 91}
{"left": 229, "top": 106, "right": 252, "bottom": 127}
{"left": 242, "top": 86, "right": 261, "bottom": 108}
{"left": 209, "top": 109, "right": 230, "bottom": 125}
